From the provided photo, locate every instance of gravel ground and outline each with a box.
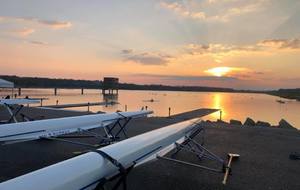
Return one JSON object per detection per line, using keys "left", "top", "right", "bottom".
{"left": 0, "top": 107, "right": 299, "bottom": 190}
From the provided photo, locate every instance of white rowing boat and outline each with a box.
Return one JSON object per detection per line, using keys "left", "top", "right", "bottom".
{"left": 0, "top": 98, "right": 40, "bottom": 105}
{"left": 0, "top": 118, "right": 203, "bottom": 190}
{"left": 0, "top": 110, "right": 152, "bottom": 143}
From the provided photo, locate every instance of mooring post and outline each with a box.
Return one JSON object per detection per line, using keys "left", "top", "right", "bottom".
{"left": 18, "top": 88, "right": 21, "bottom": 96}
{"left": 145, "top": 106, "right": 148, "bottom": 110}
{"left": 81, "top": 88, "right": 84, "bottom": 95}
{"left": 219, "top": 110, "right": 222, "bottom": 121}
{"left": 168, "top": 107, "right": 171, "bottom": 117}
{"left": 40, "top": 99, "right": 43, "bottom": 107}
{"left": 87, "top": 102, "right": 90, "bottom": 112}
{"left": 54, "top": 88, "right": 57, "bottom": 96}
{"left": 125, "top": 105, "right": 127, "bottom": 112}
{"left": 56, "top": 100, "right": 59, "bottom": 105}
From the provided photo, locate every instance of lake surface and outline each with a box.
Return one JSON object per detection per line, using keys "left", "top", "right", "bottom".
{"left": 1, "top": 88, "right": 299, "bottom": 129}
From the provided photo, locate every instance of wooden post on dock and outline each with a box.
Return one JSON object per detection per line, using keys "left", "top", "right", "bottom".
{"left": 81, "top": 88, "right": 84, "bottom": 95}
{"left": 54, "top": 88, "right": 57, "bottom": 96}
{"left": 168, "top": 107, "right": 171, "bottom": 117}
{"left": 145, "top": 106, "right": 148, "bottom": 110}
{"left": 56, "top": 100, "right": 59, "bottom": 105}
{"left": 87, "top": 102, "right": 90, "bottom": 112}
{"left": 18, "top": 88, "right": 21, "bottom": 96}
{"left": 125, "top": 105, "right": 127, "bottom": 112}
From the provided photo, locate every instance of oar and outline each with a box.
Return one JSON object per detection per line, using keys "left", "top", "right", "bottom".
{"left": 222, "top": 153, "right": 240, "bottom": 185}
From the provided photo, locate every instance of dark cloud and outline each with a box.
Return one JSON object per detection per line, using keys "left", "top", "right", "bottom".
{"left": 123, "top": 50, "right": 172, "bottom": 66}
{"left": 28, "top": 40, "right": 48, "bottom": 45}
{"left": 133, "top": 73, "right": 239, "bottom": 82}
{"left": 37, "top": 19, "right": 72, "bottom": 29}
{"left": 121, "top": 49, "right": 133, "bottom": 54}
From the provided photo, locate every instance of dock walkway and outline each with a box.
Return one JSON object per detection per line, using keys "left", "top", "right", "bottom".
{"left": 41, "top": 101, "right": 118, "bottom": 109}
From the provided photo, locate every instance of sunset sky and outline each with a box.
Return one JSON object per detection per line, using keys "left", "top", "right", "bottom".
{"left": 0, "top": 0, "right": 299, "bottom": 90}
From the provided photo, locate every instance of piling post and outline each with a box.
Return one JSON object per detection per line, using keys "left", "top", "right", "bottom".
{"left": 81, "top": 88, "right": 84, "bottom": 95}
{"left": 54, "top": 88, "right": 57, "bottom": 96}
{"left": 87, "top": 102, "right": 90, "bottom": 112}
{"left": 145, "top": 106, "right": 148, "bottom": 110}
{"left": 56, "top": 100, "right": 59, "bottom": 105}
{"left": 125, "top": 105, "right": 127, "bottom": 112}
{"left": 40, "top": 99, "right": 43, "bottom": 107}
{"left": 18, "top": 88, "right": 21, "bottom": 96}
{"left": 168, "top": 107, "right": 171, "bottom": 117}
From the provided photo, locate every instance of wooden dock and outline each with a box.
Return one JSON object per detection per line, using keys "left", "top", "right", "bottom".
{"left": 41, "top": 101, "right": 118, "bottom": 109}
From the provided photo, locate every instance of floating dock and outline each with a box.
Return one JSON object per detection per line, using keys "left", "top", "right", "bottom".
{"left": 41, "top": 101, "right": 118, "bottom": 109}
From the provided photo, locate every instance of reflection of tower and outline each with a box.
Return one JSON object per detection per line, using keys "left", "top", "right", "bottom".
{"left": 103, "top": 93, "right": 118, "bottom": 106}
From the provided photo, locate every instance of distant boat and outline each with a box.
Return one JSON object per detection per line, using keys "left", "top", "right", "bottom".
{"left": 143, "top": 99, "right": 158, "bottom": 102}
{"left": 276, "top": 99, "right": 285, "bottom": 104}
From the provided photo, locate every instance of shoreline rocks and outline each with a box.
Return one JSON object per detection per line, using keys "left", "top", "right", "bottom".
{"left": 230, "top": 119, "right": 242, "bottom": 125}
{"left": 256, "top": 121, "right": 271, "bottom": 128}
{"left": 206, "top": 117, "right": 298, "bottom": 131}
{"left": 279, "top": 119, "right": 297, "bottom": 130}
{"left": 244, "top": 117, "right": 256, "bottom": 126}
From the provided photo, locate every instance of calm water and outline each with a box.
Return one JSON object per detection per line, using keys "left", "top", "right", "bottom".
{"left": 1, "top": 88, "right": 299, "bottom": 129}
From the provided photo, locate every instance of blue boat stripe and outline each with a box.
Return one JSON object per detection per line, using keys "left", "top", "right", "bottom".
{"left": 0, "top": 130, "right": 45, "bottom": 138}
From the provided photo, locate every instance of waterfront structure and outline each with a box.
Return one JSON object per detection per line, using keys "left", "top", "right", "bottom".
{"left": 102, "top": 77, "right": 119, "bottom": 95}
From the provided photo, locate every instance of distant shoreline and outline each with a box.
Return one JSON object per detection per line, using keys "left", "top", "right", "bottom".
{"left": 1, "top": 75, "right": 299, "bottom": 101}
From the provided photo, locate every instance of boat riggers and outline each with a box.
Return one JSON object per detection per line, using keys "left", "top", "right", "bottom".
{"left": 0, "top": 115, "right": 239, "bottom": 190}
{"left": 157, "top": 120, "right": 226, "bottom": 174}
{"left": 100, "top": 112, "right": 133, "bottom": 144}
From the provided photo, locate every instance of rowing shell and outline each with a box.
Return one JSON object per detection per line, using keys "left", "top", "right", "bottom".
{"left": 0, "top": 117, "right": 202, "bottom": 190}
{"left": 0, "top": 110, "right": 152, "bottom": 143}
{"left": 0, "top": 98, "right": 40, "bottom": 105}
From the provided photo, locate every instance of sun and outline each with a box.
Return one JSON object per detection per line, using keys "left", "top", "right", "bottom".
{"left": 205, "top": 67, "right": 231, "bottom": 77}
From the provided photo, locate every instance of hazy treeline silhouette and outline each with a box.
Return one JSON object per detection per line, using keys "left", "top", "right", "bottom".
{"left": 1, "top": 75, "right": 236, "bottom": 92}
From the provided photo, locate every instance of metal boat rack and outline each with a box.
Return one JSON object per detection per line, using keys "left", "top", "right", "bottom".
{"left": 2, "top": 103, "right": 24, "bottom": 123}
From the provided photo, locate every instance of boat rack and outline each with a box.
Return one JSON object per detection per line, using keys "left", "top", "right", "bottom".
{"left": 3, "top": 103, "right": 24, "bottom": 123}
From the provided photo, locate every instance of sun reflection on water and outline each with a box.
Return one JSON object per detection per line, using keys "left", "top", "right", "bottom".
{"left": 210, "top": 93, "right": 226, "bottom": 120}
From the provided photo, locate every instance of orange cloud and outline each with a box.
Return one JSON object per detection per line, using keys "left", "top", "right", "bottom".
{"left": 160, "top": 2, "right": 206, "bottom": 19}
{"left": 11, "top": 28, "right": 35, "bottom": 37}
{"left": 0, "top": 16, "right": 72, "bottom": 30}
{"left": 160, "top": 0, "right": 268, "bottom": 22}
{"left": 37, "top": 19, "right": 72, "bottom": 29}
{"left": 205, "top": 67, "right": 246, "bottom": 77}
{"left": 257, "top": 39, "right": 300, "bottom": 49}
